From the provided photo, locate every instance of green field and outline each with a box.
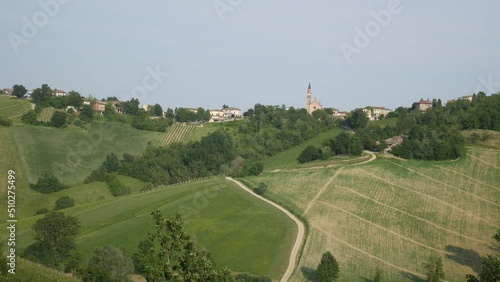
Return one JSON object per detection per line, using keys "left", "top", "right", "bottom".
{"left": 0, "top": 95, "right": 31, "bottom": 121}
{"left": 7, "top": 178, "right": 296, "bottom": 279}
{"left": 8, "top": 258, "right": 82, "bottom": 282}
{"left": 261, "top": 127, "right": 343, "bottom": 170}
{"left": 244, "top": 142, "right": 500, "bottom": 281}
{"left": 5, "top": 122, "right": 164, "bottom": 187}
{"left": 370, "top": 117, "right": 397, "bottom": 128}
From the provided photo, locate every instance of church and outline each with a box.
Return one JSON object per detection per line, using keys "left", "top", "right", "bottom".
{"left": 306, "top": 82, "right": 323, "bottom": 114}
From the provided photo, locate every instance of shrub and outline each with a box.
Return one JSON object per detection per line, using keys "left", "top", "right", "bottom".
{"left": 50, "top": 111, "right": 67, "bottom": 128}
{"left": 31, "top": 172, "right": 65, "bottom": 193}
{"left": 73, "top": 119, "right": 83, "bottom": 126}
{"left": 0, "top": 116, "right": 12, "bottom": 126}
{"left": 34, "top": 207, "right": 50, "bottom": 215}
{"left": 253, "top": 182, "right": 268, "bottom": 195}
{"left": 107, "top": 177, "right": 131, "bottom": 197}
{"left": 298, "top": 145, "right": 322, "bottom": 163}
{"left": 55, "top": 196, "right": 75, "bottom": 210}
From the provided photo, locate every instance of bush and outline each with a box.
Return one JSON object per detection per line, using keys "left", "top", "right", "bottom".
{"left": 235, "top": 273, "right": 272, "bottom": 282}
{"left": 0, "top": 116, "right": 12, "bottom": 126}
{"left": 55, "top": 196, "right": 75, "bottom": 210}
{"left": 34, "top": 207, "right": 50, "bottom": 215}
{"left": 73, "top": 119, "right": 83, "bottom": 126}
{"left": 22, "top": 109, "right": 38, "bottom": 125}
{"left": 253, "top": 182, "right": 268, "bottom": 195}
{"left": 298, "top": 145, "right": 322, "bottom": 163}
{"left": 50, "top": 111, "right": 67, "bottom": 128}
{"left": 31, "top": 172, "right": 65, "bottom": 193}
{"left": 107, "top": 176, "right": 131, "bottom": 197}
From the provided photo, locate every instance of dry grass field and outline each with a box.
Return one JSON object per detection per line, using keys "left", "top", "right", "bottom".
{"left": 244, "top": 146, "right": 500, "bottom": 281}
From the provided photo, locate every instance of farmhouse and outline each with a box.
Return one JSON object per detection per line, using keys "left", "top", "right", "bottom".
{"left": 223, "top": 107, "right": 241, "bottom": 118}
{"left": 2, "top": 88, "right": 13, "bottom": 95}
{"left": 363, "top": 106, "right": 392, "bottom": 120}
{"left": 53, "top": 89, "right": 67, "bottom": 97}
{"left": 92, "top": 101, "right": 106, "bottom": 113}
{"left": 415, "top": 99, "right": 432, "bottom": 111}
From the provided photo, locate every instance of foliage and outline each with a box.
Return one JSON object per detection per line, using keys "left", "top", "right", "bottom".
{"left": 466, "top": 230, "right": 500, "bottom": 282}
{"left": 31, "top": 172, "right": 65, "bottom": 193}
{"left": 345, "top": 108, "right": 369, "bottom": 129}
{"left": 131, "top": 109, "right": 171, "bottom": 132}
{"left": 121, "top": 98, "right": 140, "bottom": 115}
{"left": 0, "top": 116, "right": 12, "bottom": 126}
{"left": 24, "top": 212, "right": 81, "bottom": 269}
{"left": 153, "top": 103, "right": 163, "bottom": 116}
{"left": 55, "top": 196, "right": 75, "bottom": 210}
{"left": 423, "top": 254, "right": 444, "bottom": 282}
{"left": 22, "top": 110, "right": 38, "bottom": 125}
{"left": 235, "top": 273, "right": 272, "bottom": 282}
{"left": 325, "top": 131, "right": 363, "bottom": 156}
{"left": 31, "top": 84, "right": 53, "bottom": 104}
{"left": 12, "top": 84, "right": 27, "bottom": 98}
{"left": 316, "top": 251, "right": 340, "bottom": 282}
{"left": 134, "top": 209, "right": 237, "bottom": 282}
{"left": 80, "top": 104, "right": 94, "bottom": 122}
{"left": 107, "top": 176, "right": 131, "bottom": 197}
{"left": 82, "top": 244, "right": 134, "bottom": 282}
{"left": 34, "top": 207, "right": 50, "bottom": 215}
{"left": 50, "top": 111, "right": 68, "bottom": 128}
{"left": 298, "top": 145, "right": 322, "bottom": 163}
{"left": 64, "top": 91, "right": 84, "bottom": 108}
{"left": 374, "top": 267, "right": 382, "bottom": 282}
{"left": 253, "top": 182, "right": 268, "bottom": 195}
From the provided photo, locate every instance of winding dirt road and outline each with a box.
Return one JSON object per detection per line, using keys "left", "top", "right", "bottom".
{"left": 225, "top": 177, "right": 305, "bottom": 282}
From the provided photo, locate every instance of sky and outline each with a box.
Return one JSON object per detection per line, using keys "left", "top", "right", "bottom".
{"left": 1, "top": 0, "right": 499, "bottom": 112}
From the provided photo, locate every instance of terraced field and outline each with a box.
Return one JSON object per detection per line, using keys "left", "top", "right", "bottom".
{"left": 244, "top": 146, "right": 500, "bottom": 281}
{"left": 0, "top": 96, "right": 31, "bottom": 119}
{"left": 37, "top": 107, "right": 55, "bottom": 122}
{"left": 159, "top": 124, "right": 196, "bottom": 146}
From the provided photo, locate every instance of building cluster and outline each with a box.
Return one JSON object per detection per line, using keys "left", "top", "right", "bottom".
{"left": 209, "top": 107, "right": 242, "bottom": 122}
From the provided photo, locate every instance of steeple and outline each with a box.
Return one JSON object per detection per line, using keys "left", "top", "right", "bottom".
{"left": 307, "top": 81, "right": 312, "bottom": 97}
{"left": 308, "top": 82, "right": 311, "bottom": 90}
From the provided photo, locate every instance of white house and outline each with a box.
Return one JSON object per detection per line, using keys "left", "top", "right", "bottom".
{"left": 53, "top": 89, "right": 67, "bottom": 97}
{"left": 223, "top": 107, "right": 241, "bottom": 118}
{"left": 209, "top": 109, "right": 225, "bottom": 122}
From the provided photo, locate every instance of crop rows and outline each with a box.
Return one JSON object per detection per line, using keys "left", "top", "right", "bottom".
{"left": 0, "top": 100, "right": 31, "bottom": 119}
{"left": 159, "top": 124, "right": 196, "bottom": 146}
{"left": 37, "top": 107, "right": 55, "bottom": 122}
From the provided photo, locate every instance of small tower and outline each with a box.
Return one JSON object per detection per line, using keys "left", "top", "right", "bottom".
{"left": 306, "top": 82, "right": 312, "bottom": 113}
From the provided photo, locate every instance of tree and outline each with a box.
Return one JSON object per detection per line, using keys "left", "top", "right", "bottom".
{"left": 64, "top": 91, "right": 83, "bottom": 107}
{"left": 24, "top": 211, "right": 80, "bottom": 268}
{"left": 134, "top": 209, "right": 236, "bottom": 281}
{"left": 346, "top": 108, "right": 369, "bottom": 129}
{"left": 55, "top": 196, "right": 75, "bottom": 210}
{"left": 423, "top": 254, "right": 444, "bottom": 282}
{"left": 316, "top": 251, "right": 340, "bottom": 282}
{"left": 50, "top": 111, "right": 67, "bottom": 127}
{"left": 298, "top": 145, "right": 322, "bottom": 163}
{"left": 153, "top": 103, "right": 163, "bottom": 117}
{"left": 121, "top": 98, "right": 140, "bottom": 115}
{"left": 253, "top": 182, "right": 268, "bottom": 195}
{"left": 104, "top": 103, "right": 115, "bottom": 119}
{"left": 466, "top": 230, "right": 500, "bottom": 281}
{"left": 31, "top": 172, "right": 65, "bottom": 193}
{"left": 12, "top": 84, "right": 27, "bottom": 98}
{"left": 82, "top": 244, "right": 134, "bottom": 282}
{"left": 31, "top": 84, "right": 53, "bottom": 104}
{"left": 80, "top": 104, "right": 94, "bottom": 122}
{"left": 22, "top": 110, "right": 38, "bottom": 124}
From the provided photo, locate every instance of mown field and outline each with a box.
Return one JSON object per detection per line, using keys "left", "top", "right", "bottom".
{"left": 7, "top": 178, "right": 296, "bottom": 280}
{"left": 244, "top": 143, "right": 500, "bottom": 281}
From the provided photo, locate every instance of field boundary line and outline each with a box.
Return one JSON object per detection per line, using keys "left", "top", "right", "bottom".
{"left": 393, "top": 163, "right": 500, "bottom": 208}
{"left": 302, "top": 167, "right": 344, "bottom": 216}
{"left": 313, "top": 225, "right": 433, "bottom": 281}
{"left": 336, "top": 185, "right": 490, "bottom": 244}
{"left": 431, "top": 164, "right": 500, "bottom": 192}
{"left": 359, "top": 169, "right": 499, "bottom": 229}
{"left": 226, "top": 177, "right": 305, "bottom": 282}
{"left": 0, "top": 102, "right": 25, "bottom": 111}
{"left": 467, "top": 153, "right": 500, "bottom": 169}
{"left": 317, "top": 201, "right": 453, "bottom": 255}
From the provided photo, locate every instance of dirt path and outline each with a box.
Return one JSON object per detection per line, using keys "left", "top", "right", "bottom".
{"left": 225, "top": 177, "right": 305, "bottom": 282}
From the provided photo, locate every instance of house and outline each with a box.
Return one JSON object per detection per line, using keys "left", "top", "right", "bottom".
{"left": 209, "top": 109, "right": 224, "bottom": 122}
{"left": 53, "top": 89, "right": 67, "bottom": 97}
{"left": 142, "top": 104, "right": 152, "bottom": 111}
{"left": 112, "top": 101, "right": 122, "bottom": 114}
{"left": 223, "top": 107, "right": 241, "bottom": 118}
{"left": 92, "top": 102, "right": 106, "bottom": 113}
{"left": 460, "top": 95, "right": 473, "bottom": 101}
{"left": 363, "top": 106, "right": 392, "bottom": 120}
{"left": 416, "top": 99, "right": 432, "bottom": 111}
{"left": 2, "top": 88, "right": 13, "bottom": 95}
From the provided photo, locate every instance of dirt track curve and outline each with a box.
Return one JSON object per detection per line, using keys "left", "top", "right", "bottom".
{"left": 225, "top": 177, "right": 305, "bottom": 282}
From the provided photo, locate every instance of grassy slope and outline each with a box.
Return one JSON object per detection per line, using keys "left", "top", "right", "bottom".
{"left": 243, "top": 130, "right": 500, "bottom": 281}
{"left": 370, "top": 117, "right": 397, "bottom": 128}
{"left": 261, "top": 127, "right": 344, "bottom": 170}
{"left": 0, "top": 95, "right": 31, "bottom": 122}
{"left": 8, "top": 258, "right": 82, "bottom": 282}
{"left": 8, "top": 122, "right": 163, "bottom": 186}
{"left": 11, "top": 178, "right": 296, "bottom": 279}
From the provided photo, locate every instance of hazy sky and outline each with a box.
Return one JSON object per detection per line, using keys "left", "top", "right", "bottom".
{"left": 1, "top": 1, "right": 499, "bottom": 111}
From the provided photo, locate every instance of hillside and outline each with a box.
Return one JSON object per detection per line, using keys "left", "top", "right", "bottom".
{"left": 7, "top": 258, "right": 81, "bottom": 282}
{"left": 243, "top": 144, "right": 500, "bottom": 281}
{"left": 0, "top": 95, "right": 31, "bottom": 122}
{"left": 8, "top": 178, "right": 297, "bottom": 280}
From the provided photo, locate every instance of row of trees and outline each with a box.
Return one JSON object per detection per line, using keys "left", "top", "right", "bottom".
{"left": 297, "top": 132, "right": 363, "bottom": 164}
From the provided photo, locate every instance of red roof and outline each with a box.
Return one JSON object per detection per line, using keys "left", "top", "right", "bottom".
{"left": 418, "top": 99, "right": 432, "bottom": 104}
